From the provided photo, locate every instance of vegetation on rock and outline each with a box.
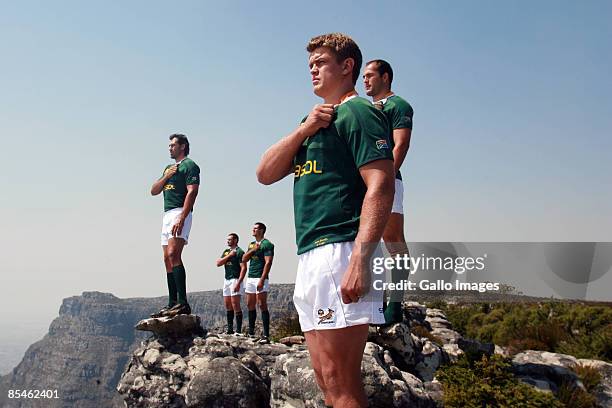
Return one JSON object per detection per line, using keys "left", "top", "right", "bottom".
{"left": 429, "top": 301, "right": 611, "bottom": 362}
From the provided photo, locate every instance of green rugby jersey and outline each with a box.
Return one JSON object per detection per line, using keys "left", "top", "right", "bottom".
{"left": 220, "top": 247, "right": 245, "bottom": 280}
{"left": 162, "top": 157, "right": 200, "bottom": 212}
{"left": 293, "top": 96, "right": 393, "bottom": 255}
{"left": 378, "top": 95, "right": 413, "bottom": 180}
{"left": 246, "top": 239, "right": 274, "bottom": 278}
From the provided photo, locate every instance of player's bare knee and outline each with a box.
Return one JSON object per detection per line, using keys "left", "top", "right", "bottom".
{"left": 320, "top": 363, "right": 342, "bottom": 388}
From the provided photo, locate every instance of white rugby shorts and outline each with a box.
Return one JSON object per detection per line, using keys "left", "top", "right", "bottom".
{"left": 223, "top": 278, "right": 244, "bottom": 297}
{"left": 245, "top": 277, "right": 269, "bottom": 294}
{"left": 293, "top": 241, "right": 384, "bottom": 332}
{"left": 392, "top": 179, "right": 404, "bottom": 215}
{"left": 161, "top": 208, "right": 192, "bottom": 245}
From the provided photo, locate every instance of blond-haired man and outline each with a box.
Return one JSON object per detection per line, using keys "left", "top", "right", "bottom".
{"left": 256, "top": 33, "right": 394, "bottom": 408}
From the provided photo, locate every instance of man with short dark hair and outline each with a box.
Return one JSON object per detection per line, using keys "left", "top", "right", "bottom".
{"left": 363, "top": 59, "right": 414, "bottom": 324}
{"left": 150, "top": 134, "right": 200, "bottom": 317}
{"left": 216, "top": 233, "right": 246, "bottom": 334}
{"left": 242, "top": 222, "right": 274, "bottom": 343}
{"left": 256, "top": 33, "right": 394, "bottom": 408}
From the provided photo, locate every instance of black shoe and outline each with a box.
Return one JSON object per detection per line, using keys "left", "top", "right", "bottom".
{"left": 225, "top": 330, "right": 235, "bottom": 335}
{"left": 162, "top": 303, "right": 191, "bottom": 317}
{"left": 257, "top": 336, "right": 270, "bottom": 344}
{"left": 150, "top": 304, "right": 175, "bottom": 318}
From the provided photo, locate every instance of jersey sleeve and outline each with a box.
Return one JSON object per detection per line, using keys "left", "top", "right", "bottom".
{"left": 237, "top": 248, "right": 246, "bottom": 262}
{"left": 184, "top": 162, "right": 200, "bottom": 185}
{"left": 390, "top": 101, "right": 414, "bottom": 130}
{"left": 342, "top": 103, "right": 393, "bottom": 168}
{"left": 263, "top": 242, "right": 274, "bottom": 257}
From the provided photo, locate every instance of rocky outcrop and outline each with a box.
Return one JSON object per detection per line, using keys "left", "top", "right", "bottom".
{"left": 118, "top": 325, "right": 439, "bottom": 407}
{"left": 0, "top": 285, "right": 295, "bottom": 408}
{"left": 3, "top": 288, "right": 610, "bottom": 407}
{"left": 117, "top": 301, "right": 486, "bottom": 407}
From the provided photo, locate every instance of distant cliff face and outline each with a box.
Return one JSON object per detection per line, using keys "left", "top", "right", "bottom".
{"left": 0, "top": 285, "right": 296, "bottom": 408}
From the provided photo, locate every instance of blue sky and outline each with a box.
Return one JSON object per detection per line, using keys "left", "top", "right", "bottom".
{"left": 0, "top": 1, "right": 611, "bottom": 355}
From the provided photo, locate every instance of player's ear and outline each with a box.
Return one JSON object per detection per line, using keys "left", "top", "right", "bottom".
{"left": 342, "top": 57, "right": 354, "bottom": 77}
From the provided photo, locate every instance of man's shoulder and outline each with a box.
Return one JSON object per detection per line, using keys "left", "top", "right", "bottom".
{"left": 181, "top": 157, "right": 200, "bottom": 169}
{"left": 336, "top": 96, "right": 385, "bottom": 129}
{"left": 386, "top": 95, "right": 413, "bottom": 114}
{"left": 338, "top": 96, "right": 376, "bottom": 116}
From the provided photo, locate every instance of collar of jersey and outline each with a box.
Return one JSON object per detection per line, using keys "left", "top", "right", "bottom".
{"left": 339, "top": 90, "right": 358, "bottom": 104}
{"left": 376, "top": 92, "right": 395, "bottom": 105}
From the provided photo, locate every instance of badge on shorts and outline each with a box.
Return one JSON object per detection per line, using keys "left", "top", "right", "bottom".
{"left": 317, "top": 308, "right": 336, "bottom": 325}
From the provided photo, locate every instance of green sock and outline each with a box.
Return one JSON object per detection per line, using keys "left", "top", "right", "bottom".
{"left": 384, "top": 301, "right": 403, "bottom": 323}
{"left": 235, "top": 311, "right": 243, "bottom": 333}
{"left": 261, "top": 310, "right": 270, "bottom": 337}
{"left": 248, "top": 310, "right": 257, "bottom": 335}
{"left": 226, "top": 310, "right": 234, "bottom": 333}
{"left": 166, "top": 272, "right": 177, "bottom": 307}
{"left": 172, "top": 264, "right": 187, "bottom": 305}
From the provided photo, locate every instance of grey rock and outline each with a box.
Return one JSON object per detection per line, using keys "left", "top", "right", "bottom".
{"left": 429, "top": 327, "right": 461, "bottom": 344}
{"left": 185, "top": 357, "right": 269, "bottom": 408}
{"left": 415, "top": 341, "right": 443, "bottom": 382}
{"left": 425, "top": 309, "right": 446, "bottom": 320}
{"left": 512, "top": 351, "right": 585, "bottom": 393}
{"left": 278, "top": 335, "right": 306, "bottom": 346}
{"left": 362, "top": 343, "right": 396, "bottom": 407}
{"left": 370, "top": 323, "right": 417, "bottom": 368}
{"left": 135, "top": 314, "right": 205, "bottom": 337}
{"left": 457, "top": 337, "right": 494, "bottom": 357}
{"left": 442, "top": 343, "right": 463, "bottom": 363}
{"left": 494, "top": 344, "right": 511, "bottom": 358}
{"left": 270, "top": 350, "right": 324, "bottom": 407}
{"left": 425, "top": 317, "right": 452, "bottom": 330}
{"left": 423, "top": 379, "right": 444, "bottom": 405}
{"left": 401, "top": 372, "right": 436, "bottom": 408}
{"left": 404, "top": 301, "right": 427, "bottom": 324}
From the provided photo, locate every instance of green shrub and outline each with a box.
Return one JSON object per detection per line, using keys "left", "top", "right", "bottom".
{"left": 437, "top": 301, "right": 611, "bottom": 362}
{"left": 571, "top": 363, "right": 602, "bottom": 394}
{"left": 556, "top": 380, "right": 597, "bottom": 408}
{"left": 437, "top": 354, "right": 563, "bottom": 407}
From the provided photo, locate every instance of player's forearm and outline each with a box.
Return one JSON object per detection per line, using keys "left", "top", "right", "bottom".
{"left": 392, "top": 142, "right": 410, "bottom": 174}
{"left": 353, "top": 180, "right": 394, "bottom": 260}
{"left": 261, "top": 262, "right": 272, "bottom": 280}
{"left": 150, "top": 176, "right": 169, "bottom": 196}
{"left": 216, "top": 255, "right": 230, "bottom": 267}
{"left": 238, "top": 266, "right": 247, "bottom": 282}
{"left": 180, "top": 190, "right": 198, "bottom": 218}
{"left": 392, "top": 129, "right": 411, "bottom": 174}
{"left": 256, "top": 126, "right": 309, "bottom": 185}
